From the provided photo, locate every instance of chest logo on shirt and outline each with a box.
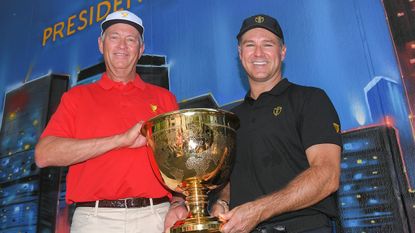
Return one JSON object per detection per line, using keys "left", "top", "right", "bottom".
{"left": 150, "top": 104, "right": 158, "bottom": 113}
{"left": 333, "top": 122, "right": 340, "bottom": 133}
{"left": 273, "top": 106, "right": 282, "bottom": 116}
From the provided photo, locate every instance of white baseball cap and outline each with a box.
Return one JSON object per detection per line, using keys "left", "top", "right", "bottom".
{"left": 101, "top": 10, "right": 144, "bottom": 38}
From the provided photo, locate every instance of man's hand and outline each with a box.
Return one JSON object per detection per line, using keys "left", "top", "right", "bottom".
{"left": 164, "top": 202, "right": 188, "bottom": 232}
{"left": 210, "top": 199, "right": 229, "bottom": 217}
{"left": 219, "top": 201, "right": 262, "bottom": 233}
{"left": 122, "top": 121, "right": 147, "bottom": 148}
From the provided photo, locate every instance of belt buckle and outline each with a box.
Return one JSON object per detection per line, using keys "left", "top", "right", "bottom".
{"left": 272, "top": 225, "right": 287, "bottom": 232}
{"left": 124, "top": 198, "right": 136, "bottom": 208}
{"left": 253, "top": 225, "right": 287, "bottom": 233}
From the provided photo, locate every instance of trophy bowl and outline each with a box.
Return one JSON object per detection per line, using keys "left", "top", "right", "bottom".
{"left": 141, "top": 108, "right": 239, "bottom": 233}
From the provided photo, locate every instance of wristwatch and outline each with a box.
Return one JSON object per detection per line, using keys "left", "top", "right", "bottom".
{"left": 216, "top": 199, "right": 229, "bottom": 212}
{"left": 170, "top": 200, "right": 186, "bottom": 209}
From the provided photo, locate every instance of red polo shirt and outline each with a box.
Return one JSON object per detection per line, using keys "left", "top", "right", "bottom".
{"left": 41, "top": 73, "right": 178, "bottom": 203}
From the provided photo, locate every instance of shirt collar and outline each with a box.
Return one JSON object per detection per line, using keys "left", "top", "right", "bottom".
{"left": 98, "top": 72, "right": 146, "bottom": 90}
{"left": 244, "top": 78, "right": 292, "bottom": 102}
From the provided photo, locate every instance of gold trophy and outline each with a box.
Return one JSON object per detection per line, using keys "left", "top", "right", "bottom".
{"left": 141, "top": 108, "right": 239, "bottom": 233}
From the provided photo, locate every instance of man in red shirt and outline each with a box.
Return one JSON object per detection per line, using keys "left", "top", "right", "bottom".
{"left": 35, "top": 10, "right": 187, "bottom": 233}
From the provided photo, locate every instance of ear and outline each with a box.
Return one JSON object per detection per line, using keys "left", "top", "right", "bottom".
{"left": 281, "top": 45, "right": 287, "bottom": 61}
{"left": 138, "top": 42, "right": 145, "bottom": 59}
{"left": 238, "top": 45, "right": 242, "bottom": 60}
{"left": 98, "top": 36, "right": 104, "bottom": 54}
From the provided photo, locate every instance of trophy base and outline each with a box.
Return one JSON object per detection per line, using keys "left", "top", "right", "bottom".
{"left": 170, "top": 216, "right": 222, "bottom": 233}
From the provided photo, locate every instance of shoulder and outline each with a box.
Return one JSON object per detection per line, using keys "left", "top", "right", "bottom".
{"left": 57, "top": 83, "right": 101, "bottom": 108}
{"left": 286, "top": 82, "right": 332, "bottom": 105}
{"left": 64, "top": 82, "right": 97, "bottom": 96}
{"left": 288, "top": 82, "right": 326, "bottom": 96}
{"left": 144, "top": 82, "right": 175, "bottom": 97}
{"left": 283, "top": 82, "right": 337, "bottom": 119}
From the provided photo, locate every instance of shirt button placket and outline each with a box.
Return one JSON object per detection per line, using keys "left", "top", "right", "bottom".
{"left": 120, "top": 92, "right": 129, "bottom": 118}
{"left": 248, "top": 105, "right": 257, "bottom": 131}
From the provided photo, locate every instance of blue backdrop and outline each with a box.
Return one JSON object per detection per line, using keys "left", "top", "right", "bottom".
{"left": 0, "top": 0, "right": 402, "bottom": 129}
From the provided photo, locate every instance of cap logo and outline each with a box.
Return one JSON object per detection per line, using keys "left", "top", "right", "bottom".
{"left": 121, "top": 12, "right": 129, "bottom": 18}
{"left": 255, "top": 16, "right": 265, "bottom": 24}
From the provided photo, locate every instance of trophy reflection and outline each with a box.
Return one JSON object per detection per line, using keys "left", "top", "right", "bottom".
{"left": 141, "top": 108, "right": 239, "bottom": 233}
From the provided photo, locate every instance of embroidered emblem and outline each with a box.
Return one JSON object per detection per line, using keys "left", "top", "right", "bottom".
{"left": 255, "top": 15, "right": 265, "bottom": 24}
{"left": 150, "top": 104, "right": 158, "bottom": 113}
{"left": 333, "top": 123, "right": 340, "bottom": 133}
{"left": 273, "top": 106, "right": 282, "bottom": 116}
{"left": 121, "top": 12, "right": 129, "bottom": 17}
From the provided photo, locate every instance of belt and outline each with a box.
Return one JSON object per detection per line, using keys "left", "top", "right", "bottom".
{"left": 76, "top": 196, "right": 170, "bottom": 208}
{"left": 253, "top": 214, "right": 332, "bottom": 233}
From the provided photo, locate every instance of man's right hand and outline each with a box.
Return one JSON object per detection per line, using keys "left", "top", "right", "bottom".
{"left": 122, "top": 121, "right": 147, "bottom": 148}
{"left": 35, "top": 121, "right": 149, "bottom": 167}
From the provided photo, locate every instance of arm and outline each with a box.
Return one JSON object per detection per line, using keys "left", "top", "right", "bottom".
{"left": 35, "top": 121, "right": 146, "bottom": 167}
{"left": 220, "top": 143, "right": 341, "bottom": 233}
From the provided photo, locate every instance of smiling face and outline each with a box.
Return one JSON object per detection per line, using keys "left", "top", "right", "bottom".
{"left": 238, "top": 28, "right": 286, "bottom": 86}
{"left": 98, "top": 23, "right": 144, "bottom": 82}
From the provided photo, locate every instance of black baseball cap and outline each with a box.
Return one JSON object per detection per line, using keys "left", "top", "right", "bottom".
{"left": 237, "top": 14, "right": 284, "bottom": 43}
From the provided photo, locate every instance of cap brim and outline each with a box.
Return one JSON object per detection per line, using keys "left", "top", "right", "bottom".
{"left": 237, "top": 25, "right": 283, "bottom": 42}
{"left": 102, "top": 19, "right": 144, "bottom": 37}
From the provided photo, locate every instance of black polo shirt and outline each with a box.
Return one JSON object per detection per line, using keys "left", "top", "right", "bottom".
{"left": 230, "top": 78, "right": 342, "bottom": 225}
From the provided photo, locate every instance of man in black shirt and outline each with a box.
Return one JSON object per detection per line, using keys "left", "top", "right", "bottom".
{"left": 211, "top": 14, "right": 342, "bottom": 233}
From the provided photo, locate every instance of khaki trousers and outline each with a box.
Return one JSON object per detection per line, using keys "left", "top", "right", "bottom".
{"left": 71, "top": 201, "right": 169, "bottom": 233}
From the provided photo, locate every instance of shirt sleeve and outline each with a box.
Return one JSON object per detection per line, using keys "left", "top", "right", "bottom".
{"left": 300, "top": 88, "right": 342, "bottom": 149}
{"left": 40, "top": 91, "right": 77, "bottom": 139}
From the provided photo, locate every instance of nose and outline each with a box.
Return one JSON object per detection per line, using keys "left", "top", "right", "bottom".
{"left": 253, "top": 45, "right": 264, "bottom": 56}
{"left": 117, "top": 38, "right": 127, "bottom": 48}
